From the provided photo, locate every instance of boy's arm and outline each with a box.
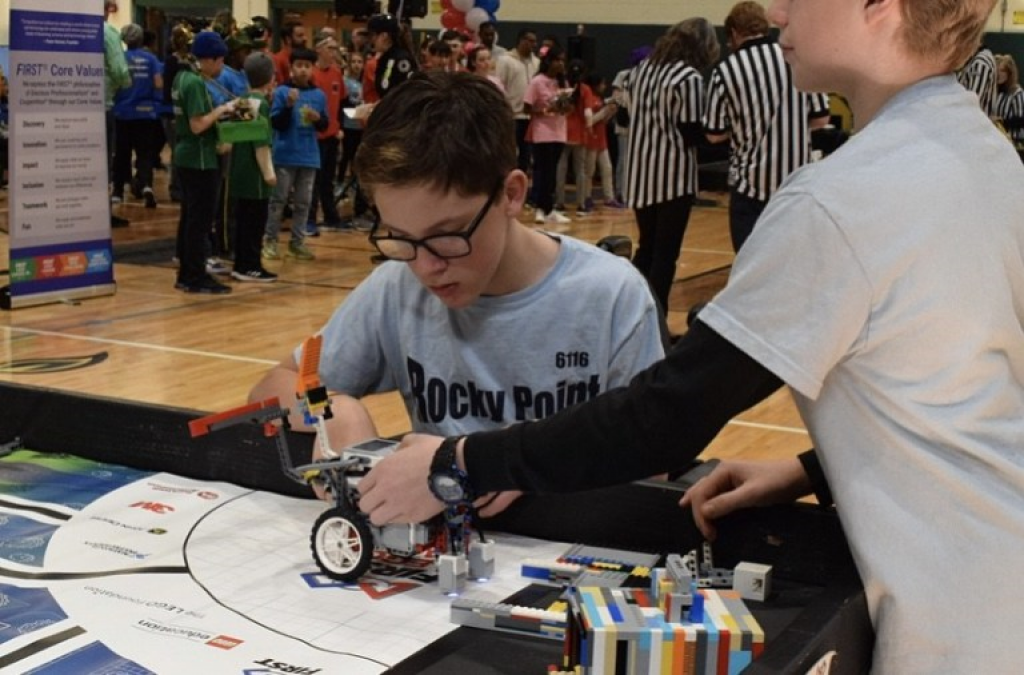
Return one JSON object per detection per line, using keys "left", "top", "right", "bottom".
{"left": 255, "top": 145, "right": 276, "bottom": 185}
{"left": 357, "top": 321, "right": 784, "bottom": 526}
{"left": 270, "top": 88, "right": 295, "bottom": 131}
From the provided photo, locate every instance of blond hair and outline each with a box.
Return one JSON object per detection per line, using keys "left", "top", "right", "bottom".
{"left": 900, "top": 0, "right": 996, "bottom": 70}
{"left": 997, "top": 54, "right": 1021, "bottom": 92}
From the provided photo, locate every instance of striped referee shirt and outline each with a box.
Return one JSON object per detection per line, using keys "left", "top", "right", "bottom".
{"left": 957, "top": 47, "right": 997, "bottom": 117}
{"left": 703, "top": 36, "right": 830, "bottom": 203}
{"left": 623, "top": 59, "right": 705, "bottom": 209}
{"left": 996, "top": 88, "right": 1024, "bottom": 143}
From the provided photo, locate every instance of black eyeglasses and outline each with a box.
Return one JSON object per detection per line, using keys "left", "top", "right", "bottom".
{"left": 369, "top": 180, "right": 505, "bottom": 262}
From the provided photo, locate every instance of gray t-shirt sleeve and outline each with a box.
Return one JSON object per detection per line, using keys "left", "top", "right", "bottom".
{"left": 698, "top": 185, "right": 873, "bottom": 399}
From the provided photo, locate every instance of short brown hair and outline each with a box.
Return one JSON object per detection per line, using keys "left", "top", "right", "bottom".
{"left": 354, "top": 72, "right": 516, "bottom": 198}
{"left": 725, "top": 2, "right": 770, "bottom": 40}
{"left": 900, "top": 0, "right": 996, "bottom": 70}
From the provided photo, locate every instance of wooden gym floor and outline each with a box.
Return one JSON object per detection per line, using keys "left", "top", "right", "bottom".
{"left": 0, "top": 167, "right": 810, "bottom": 467}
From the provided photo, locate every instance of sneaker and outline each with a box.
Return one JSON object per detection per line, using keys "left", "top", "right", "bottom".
{"left": 604, "top": 198, "right": 627, "bottom": 209}
{"left": 287, "top": 241, "right": 316, "bottom": 261}
{"left": 349, "top": 214, "right": 374, "bottom": 232}
{"left": 319, "top": 220, "right": 353, "bottom": 232}
{"left": 143, "top": 187, "right": 157, "bottom": 209}
{"left": 231, "top": 268, "right": 278, "bottom": 283}
{"left": 534, "top": 209, "right": 546, "bottom": 224}
{"left": 110, "top": 194, "right": 123, "bottom": 205}
{"left": 178, "top": 276, "right": 232, "bottom": 294}
{"left": 206, "top": 257, "right": 231, "bottom": 275}
{"left": 110, "top": 215, "right": 130, "bottom": 228}
{"left": 304, "top": 222, "right": 320, "bottom": 238}
{"left": 583, "top": 197, "right": 595, "bottom": 211}
{"left": 575, "top": 208, "right": 591, "bottom": 218}
{"left": 545, "top": 210, "right": 571, "bottom": 225}
{"left": 261, "top": 239, "right": 281, "bottom": 260}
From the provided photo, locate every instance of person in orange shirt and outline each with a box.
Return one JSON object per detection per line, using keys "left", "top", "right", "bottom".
{"left": 273, "top": 21, "right": 307, "bottom": 88}
{"left": 308, "top": 34, "right": 347, "bottom": 233}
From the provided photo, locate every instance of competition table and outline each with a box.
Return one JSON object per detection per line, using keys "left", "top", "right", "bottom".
{"left": 0, "top": 382, "right": 873, "bottom": 673}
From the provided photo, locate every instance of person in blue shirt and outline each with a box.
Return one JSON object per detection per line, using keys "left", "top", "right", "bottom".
{"left": 112, "top": 24, "right": 163, "bottom": 208}
{"left": 262, "top": 48, "right": 328, "bottom": 262}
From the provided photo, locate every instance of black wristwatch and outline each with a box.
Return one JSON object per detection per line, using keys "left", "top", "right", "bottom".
{"left": 428, "top": 436, "right": 474, "bottom": 504}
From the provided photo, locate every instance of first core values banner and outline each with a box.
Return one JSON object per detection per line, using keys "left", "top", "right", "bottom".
{"left": 4, "top": 0, "right": 115, "bottom": 309}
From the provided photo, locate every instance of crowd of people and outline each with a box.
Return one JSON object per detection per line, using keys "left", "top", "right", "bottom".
{"left": 67, "top": 1, "right": 1024, "bottom": 302}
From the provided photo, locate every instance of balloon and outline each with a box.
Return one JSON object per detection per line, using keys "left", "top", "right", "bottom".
{"left": 465, "top": 7, "right": 489, "bottom": 31}
{"left": 440, "top": 8, "right": 466, "bottom": 30}
{"left": 452, "top": 0, "right": 475, "bottom": 12}
{"left": 475, "top": 0, "right": 500, "bottom": 13}
{"left": 441, "top": 0, "right": 454, "bottom": 8}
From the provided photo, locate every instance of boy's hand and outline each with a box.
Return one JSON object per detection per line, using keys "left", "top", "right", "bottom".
{"left": 357, "top": 433, "right": 445, "bottom": 526}
{"left": 680, "top": 458, "right": 813, "bottom": 540}
{"left": 286, "top": 88, "right": 300, "bottom": 106}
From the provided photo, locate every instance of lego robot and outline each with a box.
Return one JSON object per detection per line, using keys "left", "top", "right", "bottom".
{"left": 189, "top": 335, "right": 438, "bottom": 582}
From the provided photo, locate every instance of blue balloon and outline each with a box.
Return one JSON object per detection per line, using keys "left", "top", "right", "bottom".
{"left": 476, "top": 0, "right": 500, "bottom": 14}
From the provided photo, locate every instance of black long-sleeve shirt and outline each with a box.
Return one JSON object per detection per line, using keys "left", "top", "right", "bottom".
{"left": 464, "top": 320, "right": 784, "bottom": 493}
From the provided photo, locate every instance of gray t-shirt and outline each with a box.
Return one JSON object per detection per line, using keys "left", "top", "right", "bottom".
{"left": 702, "top": 76, "right": 1024, "bottom": 673}
{"left": 309, "top": 234, "right": 665, "bottom": 435}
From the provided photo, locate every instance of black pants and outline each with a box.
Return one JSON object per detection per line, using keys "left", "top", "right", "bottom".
{"left": 338, "top": 128, "right": 369, "bottom": 216}
{"left": 234, "top": 197, "right": 268, "bottom": 273}
{"left": 310, "top": 137, "right": 342, "bottom": 225}
{"left": 515, "top": 118, "right": 532, "bottom": 174}
{"left": 176, "top": 166, "right": 221, "bottom": 286}
{"left": 729, "top": 189, "right": 768, "bottom": 253}
{"left": 632, "top": 194, "right": 695, "bottom": 312}
{"left": 532, "top": 142, "right": 564, "bottom": 215}
{"left": 113, "top": 118, "right": 163, "bottom": 195}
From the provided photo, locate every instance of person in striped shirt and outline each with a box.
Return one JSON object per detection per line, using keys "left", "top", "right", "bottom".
{"left": 704, "top": 1, "right": 831, "bottom": 252}
{"left": 957, "top": 44, "right": 997, "bottom": 117}
{"left": 995, "top": 53, "right": 1024, "bottom": 146}
{"left": 622, "top": 18, "right": 720, "bottom": 312}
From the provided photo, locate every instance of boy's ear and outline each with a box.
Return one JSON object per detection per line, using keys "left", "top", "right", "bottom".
{"left": 503, "top": 170, "right": 529, "bottom": 215}
{"left": 863, "top": 0, "right": 897, "bottom": 18}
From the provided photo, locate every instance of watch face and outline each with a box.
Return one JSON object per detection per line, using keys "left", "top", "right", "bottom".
{"left": 431, "top": 474, "right": 464, "bottom": 502}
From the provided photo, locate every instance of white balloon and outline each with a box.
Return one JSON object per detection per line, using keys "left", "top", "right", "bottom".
{"left": 465, "top": 6, "right": 490, "bottom": 31}
{"left": 452, "top": 0, "right": 475, "bottom": 12}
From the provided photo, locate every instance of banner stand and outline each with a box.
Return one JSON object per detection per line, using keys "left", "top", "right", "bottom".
{"left": 5, "top": 2, "right": 117, "bottom": 310}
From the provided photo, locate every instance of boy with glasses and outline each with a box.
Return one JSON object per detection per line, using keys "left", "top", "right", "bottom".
{"left": 248, "top": 72, "right": 665, "bottom": 512}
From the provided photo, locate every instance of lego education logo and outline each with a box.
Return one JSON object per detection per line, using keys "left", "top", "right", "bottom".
{"left": 133, "top": 617, "right": 244, "bottom": 650}
{"left": 0, "top": 352, "right": 108, "bottom": 374}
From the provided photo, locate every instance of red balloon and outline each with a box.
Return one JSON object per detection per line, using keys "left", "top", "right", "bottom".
{"left": 441, "top": 0, "right": 454, "bottom": 10}
{"left": 440, "top": 8, "right": 465, "bottom": 30}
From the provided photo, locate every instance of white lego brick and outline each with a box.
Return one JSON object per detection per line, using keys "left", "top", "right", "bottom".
{"left": 733, "top": 561, "right": 773, "bottom": 602}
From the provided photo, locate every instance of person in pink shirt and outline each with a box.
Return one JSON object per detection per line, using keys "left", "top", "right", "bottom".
{"left": 524, "top": 45, "right": 571, "bottom": 225}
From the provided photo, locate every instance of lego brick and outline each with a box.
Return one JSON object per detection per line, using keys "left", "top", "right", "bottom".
{"left": 733, "top": 561, "right": 772, "bottom": 602}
